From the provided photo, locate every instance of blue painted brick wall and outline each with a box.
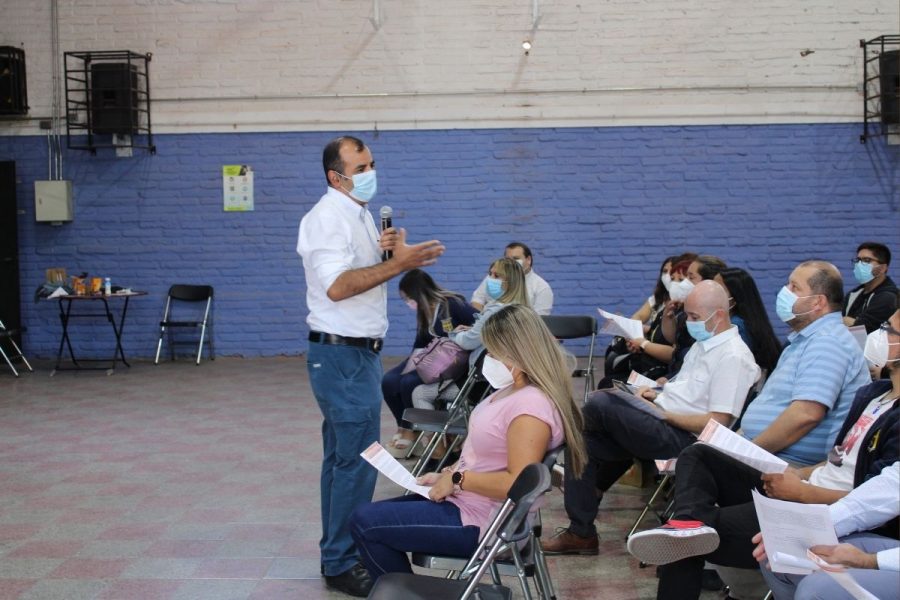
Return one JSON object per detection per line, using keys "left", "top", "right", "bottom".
{"left": 1, "top": 124, "right": 898, "bottom": 359}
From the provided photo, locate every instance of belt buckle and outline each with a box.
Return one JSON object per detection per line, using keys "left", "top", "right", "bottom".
{"left": 372, "top": 339, "right": 383, "bottom": 353}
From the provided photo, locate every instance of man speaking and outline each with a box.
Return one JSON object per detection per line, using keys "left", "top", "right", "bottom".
{"left": 297, "top": 136, "right": 445, "bottom": 596}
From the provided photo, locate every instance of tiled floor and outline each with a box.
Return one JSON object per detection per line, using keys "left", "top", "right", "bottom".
{"left": 1, "top": 357, "right": 722, "bottom": 599}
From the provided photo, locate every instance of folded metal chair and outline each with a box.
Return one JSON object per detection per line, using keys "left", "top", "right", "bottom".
{"left": 0, "top": 318, "right": 33, "bottom": 377}
{"left": 154, "top": 284, "right": 215, "bottom": 366}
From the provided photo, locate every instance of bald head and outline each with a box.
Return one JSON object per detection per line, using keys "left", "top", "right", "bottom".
{"left": 684, "top": 280, "right": 731, "bottom": 335}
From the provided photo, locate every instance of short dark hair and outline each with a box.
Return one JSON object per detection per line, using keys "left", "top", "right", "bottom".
{"left": 694, "top": 255, "right": 728, "bottom": 280}
{"left": 322, "top": 136, "right": 365, "bottom": 183}
{"left": 506, "top": 242, "right": 533, "bottom": 265}
{"left": 801, "top": 260, "right": 844, "bottom": 311}
{"left": 857, "top": 241, "right": 891, "bottom": 265}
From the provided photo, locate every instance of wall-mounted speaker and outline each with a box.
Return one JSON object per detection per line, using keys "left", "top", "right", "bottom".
{"left": 880, "top": 49, "right": 900, "bottom": 125}
{"left": 0, "top": 46, "right": 28, "bottom": 115}
{"left": 90, "top": 62, "right": 138, "bottom": 134}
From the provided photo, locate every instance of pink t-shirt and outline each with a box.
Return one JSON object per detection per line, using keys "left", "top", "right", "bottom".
{"left": 447, "top": 385, "right": 565, "bottom": 533}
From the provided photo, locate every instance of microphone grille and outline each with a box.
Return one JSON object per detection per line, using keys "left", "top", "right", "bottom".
{"left": 380, "top": 206, "right": 393, "bottom": 218}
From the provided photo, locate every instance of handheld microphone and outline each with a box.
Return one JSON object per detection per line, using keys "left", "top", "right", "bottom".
{"left": 380, "top": 206, "right": 393, "bottom": 261}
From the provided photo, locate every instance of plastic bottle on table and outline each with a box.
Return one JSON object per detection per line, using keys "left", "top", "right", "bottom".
{"left": 104, "top": 277, "right": 112, "bottom": 295}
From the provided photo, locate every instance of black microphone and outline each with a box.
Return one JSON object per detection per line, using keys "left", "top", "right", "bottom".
{"left": 380, "top": 206, "right": 393, "bottom": 261}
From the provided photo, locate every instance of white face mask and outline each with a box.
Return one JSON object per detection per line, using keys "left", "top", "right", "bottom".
{"left": 669, "top": 279, "right": 695, "bottom": 302}
{"left": 863, "top": 327, "right": 900, "bottom": 369}
{"left": 660, "top": 272, "right": 673, "bottom": 291}
{"left": 481, "top": 355, "right": 515, "bottom": 389}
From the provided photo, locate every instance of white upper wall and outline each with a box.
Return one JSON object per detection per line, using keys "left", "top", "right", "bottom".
{"left": 2, "top": 0, "right": 897, "bottom": 133}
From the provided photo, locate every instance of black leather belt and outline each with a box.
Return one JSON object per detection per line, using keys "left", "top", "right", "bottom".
{"left": 309, "top": 331, "right": 383, "bottom": 353}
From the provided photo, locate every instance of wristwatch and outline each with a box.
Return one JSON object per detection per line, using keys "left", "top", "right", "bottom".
{"left": 451, "top": 470, "right": 466, "bottom": 492}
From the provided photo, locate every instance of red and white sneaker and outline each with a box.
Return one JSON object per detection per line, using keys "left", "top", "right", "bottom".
{"left": 626, "top": 519, "right": 719, "bottom": 565}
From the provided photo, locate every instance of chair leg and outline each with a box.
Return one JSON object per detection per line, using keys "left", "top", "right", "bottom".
{"left": 0, "top": 345, "right": 20, "bottom": 377}
{"left": 154, "top": 327, "right": 165, "bottom": 364}
{"left": 196, "top": 323, "right": 206, "bottom": 365}
{"left": 626, "top": 474, "right": 671, "bottom": 540}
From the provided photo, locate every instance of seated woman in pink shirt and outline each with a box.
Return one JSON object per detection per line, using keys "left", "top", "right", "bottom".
{"left": 349, "top": 304, "right": 587, "bottom": 587}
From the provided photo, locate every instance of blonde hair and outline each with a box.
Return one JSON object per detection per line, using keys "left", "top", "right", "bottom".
{"left": 481, "top": 304, "right": 587, "bottom": 478}
{"left": 491, "top": 258, "right": 530, "bottom": 307}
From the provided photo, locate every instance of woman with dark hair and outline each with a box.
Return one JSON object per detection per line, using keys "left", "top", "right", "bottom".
{"left": 381, "top": 269, "right": 478, "bottom": 456}
{"left": 631, "top": 255, "right": 678, "bottom": 326}
{"left": 715, "top": 267, "right": 783, "bottom": 374}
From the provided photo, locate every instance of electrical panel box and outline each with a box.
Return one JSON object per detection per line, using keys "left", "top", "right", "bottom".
{"left": 34, "top": 180, "right": 73, "bottom": 222}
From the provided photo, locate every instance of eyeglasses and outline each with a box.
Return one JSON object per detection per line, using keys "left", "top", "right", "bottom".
{"left": 851, "top": 257, "right": 882, "bottom": 266}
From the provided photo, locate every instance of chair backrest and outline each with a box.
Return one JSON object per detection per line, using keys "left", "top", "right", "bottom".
{"left": 542, "top": 444, "right": 566, "bottom": 469}
{"left": 458, "top": 463, "right": 551, "bottom": 599}
{"left": 168, "top": 284, "right": 213, "bottom": 302}
{"left": 541, "top": 315, "right": 597, "bottom": 340}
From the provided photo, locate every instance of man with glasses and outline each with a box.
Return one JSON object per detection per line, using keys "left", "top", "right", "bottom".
{"left": 843, "top": 242, "right": 898, "bottom": 333}
{"left": 624, "top": 261, "right": 873, "bottom": 600}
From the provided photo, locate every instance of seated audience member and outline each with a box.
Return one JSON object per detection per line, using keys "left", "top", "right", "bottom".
{"left": 471, "top": 242, "right": 553, "bottom": 315}
{"left": 685, "top": 254, "right": 728, "bottom": 286}
{"left": 349, "top": 304, "right": 587, "bottom": 585}
{"left": 715, "top": 267, "right": 783, "bottom": 375}
{"left": 381, "top": 270, "right": 478, "bottom": 456}
{"left": 452, "top": 257, "right": 530, "bottom": 355}
{"left": 601, "top": 255, "right": 680, "bottom": 387}
{"left": 843, "top": 241, "right": 898, "bottom": 333}
{"left": 624, "top": 263, "right": 878, "bottom": 600}
{"left": 622, "top": 254, "right": 698, "bottom": 381}
{"left": 631, "top": 255, "right": 677, "bottom": 326}
{"left": 543, "top": 281, "right": 760, "bottom": 556}
{"left": 752, "top": 462, "right": 899, "bottom": 600}
{"left": 739, "top": 260, "right": 870, "bottom": 465}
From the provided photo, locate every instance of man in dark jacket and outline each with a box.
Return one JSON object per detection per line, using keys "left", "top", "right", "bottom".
{"left": 843, "top": 241, "right": 898, "bottom": 333}
{"left": 627, "top": 303, "right": 900, "bottom": 600}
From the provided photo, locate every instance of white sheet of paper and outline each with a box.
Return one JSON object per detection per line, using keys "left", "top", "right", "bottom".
{"left": 698, "top": 419, "right": 788, "bottom": 474}
{"left": 597, "top": 308, "right": 644, "bottom": 339}
{"left": 751, "top": 489, "right": 839, "bottom": 575}
{"left": 48, "top": 286, "right": 69, "bottom": 298}
{"left": 361, "top": 442, "right": 432, "bottom": 499}
{"left": 627, "top": 370, "right": 659, "bottom": 389}
{"left": 806, "top": 550, "right": 879, "bottom": 600}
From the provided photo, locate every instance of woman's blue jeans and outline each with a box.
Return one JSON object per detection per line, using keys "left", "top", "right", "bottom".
{"left": 349, "top": 495, "right": 481, "bottom": 580}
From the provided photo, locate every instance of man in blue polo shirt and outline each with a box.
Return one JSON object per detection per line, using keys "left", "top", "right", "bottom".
{"left": 625, "top": 260, "right": 870, "bottom": 600}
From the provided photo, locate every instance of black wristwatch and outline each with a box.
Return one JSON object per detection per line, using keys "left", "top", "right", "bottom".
{"left": 451, "top": 470, "right": 466, "bottom": 491}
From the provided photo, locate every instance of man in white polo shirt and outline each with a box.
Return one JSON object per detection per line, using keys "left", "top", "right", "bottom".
{"left": 543, "top": 280, "right": 760, "bottom": 555}
{"left": 296, "top": 136, "right": 444, "bottom": 597}
{"left": 471, "top": 242, "right": 553, "bottom": 315}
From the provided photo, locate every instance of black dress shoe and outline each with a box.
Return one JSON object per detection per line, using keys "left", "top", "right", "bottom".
{"left": 324, "top": 562, "right": 373, "bottom": 598}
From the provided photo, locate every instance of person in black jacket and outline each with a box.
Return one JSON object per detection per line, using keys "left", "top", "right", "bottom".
{"left": 381, "top": 269, "right": 478, "bottom": 456}
{"left": 626, "top": 304, "right": 900, "bottom": 600}
{"left": 843, "top": 241, "right": 898, "bottom": 333}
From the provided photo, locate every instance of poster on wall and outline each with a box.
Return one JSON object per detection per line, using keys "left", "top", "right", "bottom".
{"left": 223, "top": 165, "right": 254, "bottom": 212}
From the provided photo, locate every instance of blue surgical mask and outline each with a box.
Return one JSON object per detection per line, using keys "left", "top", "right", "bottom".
{"left": 686, "top": 312, "right": 718, "bottom": 342}
{"left": 486, "top": 277, "right": 504, "bottom": 300}
{"left": 853, "top": 261, "right": 875, "bottom": 285}
{"left": 337, "top": 169, "right": 377, "bottom": 203}
{"left": 775, "top": 286, "right": 819, "bottom": 323}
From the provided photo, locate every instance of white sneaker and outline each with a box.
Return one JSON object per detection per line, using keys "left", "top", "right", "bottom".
{"left": 627, "top": 519, "right": 719, "bottom": 565}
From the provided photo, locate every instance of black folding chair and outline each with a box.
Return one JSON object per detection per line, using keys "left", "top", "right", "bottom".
{"left": 368, "top": 463, "right": 552, "bottom": 600}
{"left": 0, "top": 318, "right": 33, "bottom": 377}
{"left": 411, "top": 446, "right": 566, "bottom": 600}
{"left": 540, "top": 315, "right": 597, "bottom": 405}
{"left": 403, "top": 350, "right": 492, "bottom": 478}
{"left": 154, "top": 284, "right": 215, "bottom": 366}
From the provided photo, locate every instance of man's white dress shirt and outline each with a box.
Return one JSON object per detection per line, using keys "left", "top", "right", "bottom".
{"left": 297, "top": 187, "right": 387, "bottom": 338}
